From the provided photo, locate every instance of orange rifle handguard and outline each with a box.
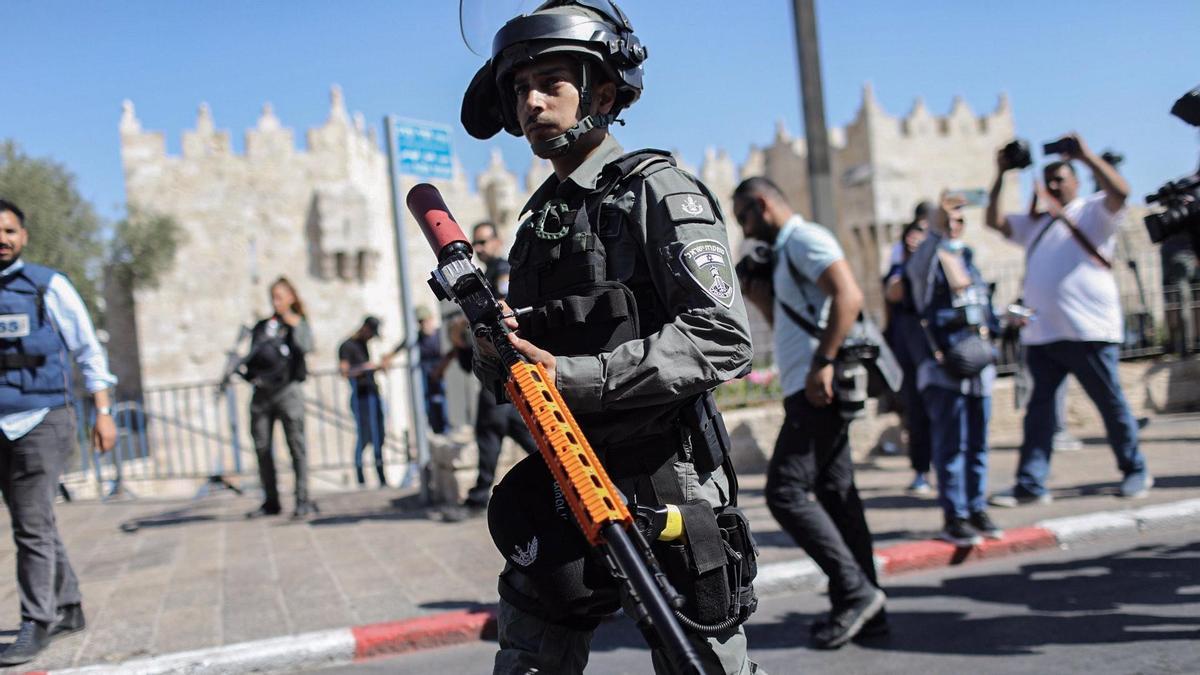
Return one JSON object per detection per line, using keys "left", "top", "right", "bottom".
{"left": 505, "top": 362, "right": 631, "bottom": 546}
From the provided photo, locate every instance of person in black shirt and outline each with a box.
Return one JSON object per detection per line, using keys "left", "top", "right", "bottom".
{"left": 245, "top": 277, "right": 315, "bottom": 519}
{"left": 459, "top": 222, "right": 537, "bottom": 514}
{"left": 338, "top": 316, "right": 388, "bottom": 487}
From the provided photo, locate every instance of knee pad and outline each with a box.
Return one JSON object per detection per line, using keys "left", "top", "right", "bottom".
{"left": 489, "top": 455, "right": 617, "bottom": 624}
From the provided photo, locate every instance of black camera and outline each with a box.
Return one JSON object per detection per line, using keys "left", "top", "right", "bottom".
{"left": 1143, "top": 85, "right": 1200, "bottom": 249}
{"left": 1144, "top": 173, "right": 1200, "bottom": 244}
{"left": 1001, "top": 139, "right": 1032, "bottom": 170}
{"left": 832, "top": 321, "right": 904, "bottom": 420}
{"left": 1042, "top": 136, "right": 1080, "bottom": 156}
{"left": 832, "top": 341, "right": 877, "bottom": 420}
{"left": 735, "top": 241, "right": 773, "bottom": 287}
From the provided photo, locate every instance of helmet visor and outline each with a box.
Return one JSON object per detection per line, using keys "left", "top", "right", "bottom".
{"left": 458, "top": 0, "right": 542, "bottom": 56}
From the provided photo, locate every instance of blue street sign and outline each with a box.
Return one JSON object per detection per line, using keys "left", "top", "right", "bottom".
{"left": 392, "top": 118, "right": 454, "bottom": 180}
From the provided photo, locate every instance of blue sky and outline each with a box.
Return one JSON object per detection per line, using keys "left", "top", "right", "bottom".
{"left": 3, "top": 1, "right": 1197, "bottom": 220}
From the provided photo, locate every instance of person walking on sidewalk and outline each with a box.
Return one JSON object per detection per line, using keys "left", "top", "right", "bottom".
{"left": 906, "top": 194, "right": 1002, "bottom": 546}
{"left": 734, "top": 177, "right": 887, "bottom": 650}
{"left": 0, "top": 199, "right": 117, "bottom": 665}
{"left": 338, "top": 316, "right": 390, "bottom": 487}
{"left": 244, "top": 277, "right": 317, "bottom": 519}
{"left": 984, "top": 133, "right": 1151, "bottom": 506}
{"left": 461, "top": 1, "right": 763, "bottom": 671}
{"left": 459, "top": 221, "right": 537, "bottom": 515}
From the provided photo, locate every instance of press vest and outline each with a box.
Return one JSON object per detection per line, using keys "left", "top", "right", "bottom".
{"left": 0, "top": 263, "right": 71, "bottom": 414}
{"left": 507, "top": 150, "right": 675, "bottom": 359}
{"left": 926, "top": 248, "right": 993, "bottom": 354}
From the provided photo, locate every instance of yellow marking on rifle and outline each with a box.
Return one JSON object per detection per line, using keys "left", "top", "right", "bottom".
{"left": 505, "top": 362, "right": 631, "bottom": 546}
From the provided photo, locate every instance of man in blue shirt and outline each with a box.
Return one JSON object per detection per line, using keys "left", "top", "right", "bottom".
{"left": 734, "top": 178, "right": 886, "bottom": 650}
{"left": 0, "top": 199, "right": 117, "bottom": 665}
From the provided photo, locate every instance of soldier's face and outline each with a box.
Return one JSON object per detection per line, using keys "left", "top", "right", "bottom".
{"left": 511, "top": 55, "right": 582, "bottom": 146}
{"left": 0, "top": 211, "right": 28, "bottom": 265}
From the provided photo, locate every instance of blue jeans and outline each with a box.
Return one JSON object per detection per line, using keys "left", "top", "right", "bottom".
{"left": 922, "top": 387, "right": 990, "bottom": 519}
{"left": 350, "top": 387, "right": 386, "bottom": 485}
{"left": 1016, "top": 341, "right": 1144, "bottom": 497}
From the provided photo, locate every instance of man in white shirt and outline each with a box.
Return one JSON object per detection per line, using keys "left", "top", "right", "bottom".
{"left": 983, "top": 133, "right": 1150, "bottom": 506}
{"left": 0, "top": 199, "right": 117, "bottom": 665}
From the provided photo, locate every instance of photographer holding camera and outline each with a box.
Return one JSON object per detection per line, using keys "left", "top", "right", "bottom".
{"left": 906, "top": 193, "right": 1001, "bottom": 546}
{"left": 985, "top": 132, "right": 1151, "bottom": 505}
{"left": 734, "top": 177, "right": 886, "bottom": 649}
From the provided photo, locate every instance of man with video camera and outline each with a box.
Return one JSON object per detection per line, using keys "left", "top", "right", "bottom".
{"left": 985, "top": 132, "right": 1151, "bottom": 506}
{"left": 734, "top": 177, "right": 887, "bottom": 650}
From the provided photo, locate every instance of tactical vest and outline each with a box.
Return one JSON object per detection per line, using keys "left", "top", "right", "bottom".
{"left": 507, "top": 150, "right": 676, "bottom": 358}
{"left": 928, "top": 252, "right": 993, "bottom": 353}
{"left": 0, "top": 263, "right": 71, "bottom": 415}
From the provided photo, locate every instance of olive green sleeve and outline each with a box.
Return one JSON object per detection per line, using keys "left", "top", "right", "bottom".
{"left": 555, "top": 166, "right": 753, "bottom": 413}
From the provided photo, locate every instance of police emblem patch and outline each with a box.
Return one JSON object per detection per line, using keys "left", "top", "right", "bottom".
{"left": 664, "top": 192, "right": 716, "bottom": 224}
{"left": 510, "top": 537, "right": 539, "bottom": 567}
{"left": 678, "top": 239, "right": 736, "bottom": 308}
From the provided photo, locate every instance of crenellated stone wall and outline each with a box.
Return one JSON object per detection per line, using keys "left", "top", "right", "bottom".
{"left": 116, "top": 84, "right": 1155, "bottom": 406}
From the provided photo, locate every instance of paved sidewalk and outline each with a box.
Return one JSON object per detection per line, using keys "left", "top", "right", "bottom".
{"left": 1, "top": 413, "right": 1197, "bottom": 672}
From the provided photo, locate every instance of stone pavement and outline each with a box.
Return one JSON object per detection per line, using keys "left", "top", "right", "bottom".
{"left": 1, "top": 412, "right": 1197, "bottom": 672}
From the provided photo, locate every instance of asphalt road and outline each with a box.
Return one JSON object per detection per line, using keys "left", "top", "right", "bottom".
{"left": 316, "top": 524, "right": 1200, "bottom": 674}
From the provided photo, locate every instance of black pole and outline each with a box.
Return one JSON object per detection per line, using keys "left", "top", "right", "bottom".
{"left": 791, "top": 0, "right": 838, "bottom": 230}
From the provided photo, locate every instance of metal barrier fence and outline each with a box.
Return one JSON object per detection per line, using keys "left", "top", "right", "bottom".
{"left": 66, "top": 368, "right": 416, "bottom": 497}
{"left": 63, "top": 249, "right": 1188, "bottom": 496}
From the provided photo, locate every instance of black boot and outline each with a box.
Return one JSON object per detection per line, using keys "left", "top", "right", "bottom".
{"left": 0, "top": 620, "right": 49, "bottom": 665}
{"left": 245, "top": 502, "right": 282, "bottom": 519}
{"left": 50, "top": 604, "right": 86, "bottom": 639}
{"left": 811, "top": 588, "right": 887, "bottom": 650}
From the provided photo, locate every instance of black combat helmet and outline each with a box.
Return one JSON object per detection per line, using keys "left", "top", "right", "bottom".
{"left": 461, "top": 0, "right": 647, "bottom": 157}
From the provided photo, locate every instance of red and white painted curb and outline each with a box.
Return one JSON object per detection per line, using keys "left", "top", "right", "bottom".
{"left": 28, "top": 498, "right": 1200, "bottom": 675}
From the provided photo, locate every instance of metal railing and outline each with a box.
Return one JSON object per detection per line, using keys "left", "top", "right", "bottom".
{"left": 67, "top": 367, "right": 416, "bottom": 497}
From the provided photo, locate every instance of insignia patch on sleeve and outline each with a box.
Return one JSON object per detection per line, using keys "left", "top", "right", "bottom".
{"left": 664, "top": 192, "right": 716, "bottom": 224}
{"left": 678, "top": 238, "right": 735, "bottom": 308}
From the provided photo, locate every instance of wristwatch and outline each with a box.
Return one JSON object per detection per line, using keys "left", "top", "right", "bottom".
{"left": 812, "top": 354, "right": 835, "bottom": 369}
{"left": 96, "top": 407, "right": 113, "bottom": 417}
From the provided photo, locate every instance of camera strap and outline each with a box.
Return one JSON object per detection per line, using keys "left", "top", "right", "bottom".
{"left": 1060, "top": 214, "right": 1114, "bottom": 270}
{"left": 775, "top": 246, "right": 824, "bottom": 339}
{"left": 1026, "top": 213, "right": 1113, "bottom": 271}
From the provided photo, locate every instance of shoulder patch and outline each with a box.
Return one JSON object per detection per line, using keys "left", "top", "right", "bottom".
{"left": 664, "top": 192, "right": 716, "bottom": 225}
{"left": 678, "top": 238, "right": 735, "bottom": 308}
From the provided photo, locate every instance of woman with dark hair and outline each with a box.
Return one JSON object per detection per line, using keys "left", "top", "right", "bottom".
{"left": 244, "top": 276, "right": 316, "bottom": 519}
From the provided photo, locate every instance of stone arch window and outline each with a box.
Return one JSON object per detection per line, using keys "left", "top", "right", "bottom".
{"left": 336, "top": 252, "right": 350, "bottom": 280}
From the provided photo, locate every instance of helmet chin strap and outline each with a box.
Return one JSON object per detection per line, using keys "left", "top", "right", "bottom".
{"left": 529, "top": 60, "right": 616, "bottom": 158}
{"left": 531, "top": 113, "right": 615, "bottom": 158}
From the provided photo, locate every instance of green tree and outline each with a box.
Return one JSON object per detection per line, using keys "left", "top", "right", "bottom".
{"left": 108, "top": 208, "right": 184, "bottom": 291}
{"left": 0, "top": 140, "right": 182, "bottom": 322}
{"left": 0, "top": 140, "right": 104, "bottom": 313}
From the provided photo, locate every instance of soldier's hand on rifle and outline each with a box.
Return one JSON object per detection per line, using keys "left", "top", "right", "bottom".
{"left": 508, "top": 332, "right": 557, "bottom": 385}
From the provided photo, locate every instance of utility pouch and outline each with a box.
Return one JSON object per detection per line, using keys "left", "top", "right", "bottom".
{"left": 679, "top": 392, "right": 731, "bottom": 474}
{"left": 656, "top": 502, "right": 758, "bottom": 635}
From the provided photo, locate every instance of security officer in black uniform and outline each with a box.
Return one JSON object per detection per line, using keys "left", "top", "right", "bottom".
{"left": 462, "top": 222, "right": 538, "bottom": 513}
{"left": 461, "top": 2, "right": 761, "bottom": 672}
